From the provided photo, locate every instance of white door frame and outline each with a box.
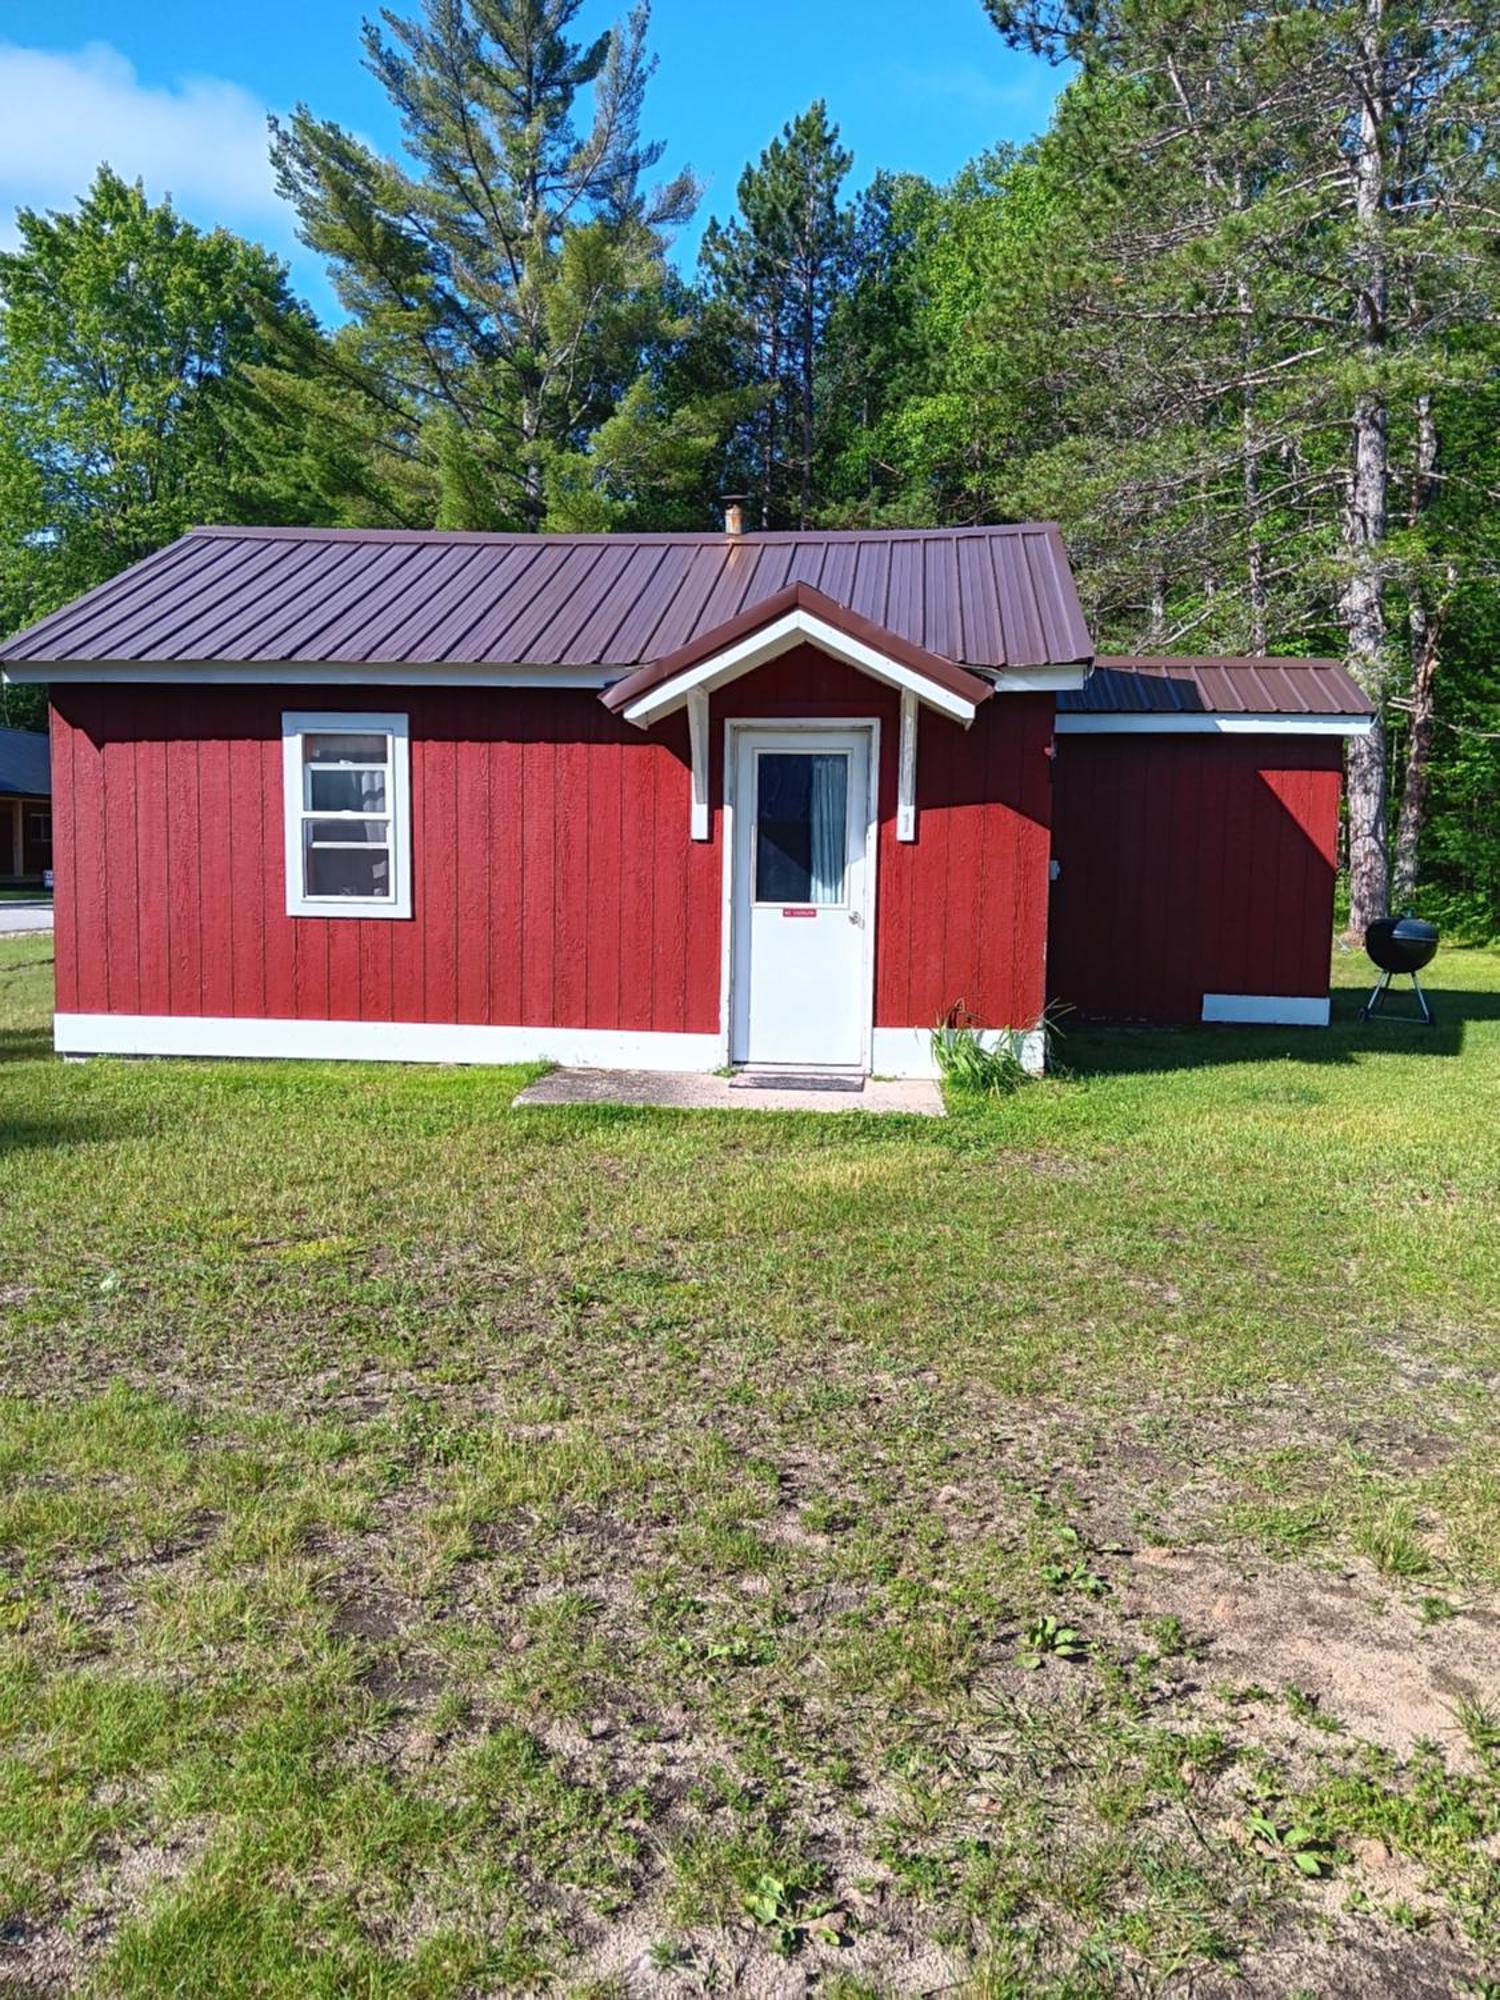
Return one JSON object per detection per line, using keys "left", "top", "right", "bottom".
{"left": 720, "top": 717, "right": 881, "bottom": 1070}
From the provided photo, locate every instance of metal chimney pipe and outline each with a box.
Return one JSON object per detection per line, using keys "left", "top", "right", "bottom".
{"left": 722, "top": 496, "right": 747, "bottom": 536}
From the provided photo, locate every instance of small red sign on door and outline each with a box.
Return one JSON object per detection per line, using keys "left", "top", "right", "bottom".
{"left": 782, "top": 906, "right": 816, "bottom": 918}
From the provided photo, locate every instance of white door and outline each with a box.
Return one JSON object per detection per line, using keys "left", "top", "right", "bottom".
{"left": 730, "top": 728, "right": 873, "bottom": 1068}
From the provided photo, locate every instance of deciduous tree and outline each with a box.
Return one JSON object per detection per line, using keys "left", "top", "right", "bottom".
{"left": 0, "top": 166, "right": 312, "bottom": 656}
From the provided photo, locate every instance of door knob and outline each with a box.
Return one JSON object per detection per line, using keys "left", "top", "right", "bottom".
{"left": 849, "top": 910, "right": 864, "bottom": 927}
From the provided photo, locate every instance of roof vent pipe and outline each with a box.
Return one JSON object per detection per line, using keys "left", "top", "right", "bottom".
{"left": 722, "top": 496, "right": 748, "bottom": 537}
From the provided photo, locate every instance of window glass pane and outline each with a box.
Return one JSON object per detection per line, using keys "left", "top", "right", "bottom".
{"left": 305, "top": 818, "right": 390, "bottom": 846}
{"left": 304, "top": 834, "right": 391, "bottom": 899}
{"left": 304, "top": 733, "right": 388, "bottom": 764}
{"left": 307, "top": 766, "right": 387, "bottom": 813}
{"left": 754, "top": 753, "right": 847, "bottom": 905}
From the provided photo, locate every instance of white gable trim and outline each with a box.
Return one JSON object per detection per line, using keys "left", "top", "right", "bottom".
{"left": 897, "top": 690, "right": 918, "bottom": 842}
{"left": 687, "top": 687, "right": 710, "bottom": 840}
{"left": 1055, "top": 711, "right": 1372, "bottom": 738}
{"left": 618, "top": 608, "right": 982, "bottom": 728}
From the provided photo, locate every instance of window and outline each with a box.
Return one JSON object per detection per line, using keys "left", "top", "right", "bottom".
{"left": 754, "top": 751, "right": 849, "bottom": 905}
{"left": 27, "top": 812, "right": 51, "bottom": 843}
{"left": 282, "top": 712, "right": 411, "bottom": 918}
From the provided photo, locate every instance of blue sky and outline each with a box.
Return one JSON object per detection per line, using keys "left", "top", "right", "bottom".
{"left": 0, "top": 0, "right": 1063, "bottom": 320}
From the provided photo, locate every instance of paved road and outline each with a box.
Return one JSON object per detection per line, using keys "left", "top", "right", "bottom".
{"left": 0, "top": 902, "right": 54, "bottom": 936}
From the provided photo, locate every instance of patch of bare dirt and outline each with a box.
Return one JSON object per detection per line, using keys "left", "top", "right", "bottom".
{"left": 0, "top": 1824, "right": 209, "bottom": 1997}
{"left": 1201, "top": 1916, "right": 1479, "bottom": 1998}
{"left": 1124, "top": 1545, "right": 1500, "bottom": 1767}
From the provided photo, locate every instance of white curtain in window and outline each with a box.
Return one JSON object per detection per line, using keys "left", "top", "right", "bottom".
{"left": 808, "top": 754, "right": 847, "bottom": 905}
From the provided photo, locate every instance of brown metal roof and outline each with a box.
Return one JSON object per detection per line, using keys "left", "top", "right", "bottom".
{"left": 0, "top": 523, "right": 1095, "bottom": 672}
{"left": 600, "top": 582, "right": 998, "bottom": 716}
{"left": 1062, "top": 655, "right": 1374, "bottom": 717}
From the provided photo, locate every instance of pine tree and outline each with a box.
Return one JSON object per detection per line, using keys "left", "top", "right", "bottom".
{"left": 981, "top": 0, "right": 1500, "bottom": 932}
{"left": 265, "top": 0, "right": 697, "bottom": 526}
{"left": 699, "top": 102, "right": 856, "bottom": 527}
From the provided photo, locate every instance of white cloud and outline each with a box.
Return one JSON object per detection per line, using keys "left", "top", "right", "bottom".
{"left": 0, "top": 41, "right": 284, "bottom": 240}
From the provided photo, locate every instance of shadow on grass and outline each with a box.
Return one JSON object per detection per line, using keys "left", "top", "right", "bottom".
{"left": 0, "top": 1113, "right": 143, "bottom": 1155}
{"left": 1060, "top": 983, "right": 1499, "bottom": 1079}
{"left": 0, "top": 1025, "right": 54, "bottom": 1065}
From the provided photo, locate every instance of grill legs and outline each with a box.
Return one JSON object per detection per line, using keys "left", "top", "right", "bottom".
{"left": 1360, "top": 970, "right": 1434, "bottom": 1025}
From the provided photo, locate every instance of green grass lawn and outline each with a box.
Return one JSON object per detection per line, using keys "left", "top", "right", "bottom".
{"left": 1, "top": 937, "right": 1497, "bottom": 1997}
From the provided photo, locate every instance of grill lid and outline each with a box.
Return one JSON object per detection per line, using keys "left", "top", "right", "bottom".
{"left": 1364, "top": 914, "right": 1439, "bottom": 975}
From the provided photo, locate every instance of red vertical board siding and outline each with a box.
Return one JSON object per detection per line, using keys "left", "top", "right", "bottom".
{"left": 552, "top": 727, "right": 591, "bottom": 1028}
{"left": 49, "top": 661, "right": 1053, "bottom": 1041}
{"left": 420, "top": 720, "right": 458, "bottom": 1025}
{"left": 453, "top": 714, "right": 490, "bottom": 1026}
{"left": 650, "top": 713, "right": 691, "bottom": 1032}
{"left": 619, "top": 746, "right": 658, "bottom": 1030}
{"left": 134, "top": 724, "right": 170, "bottom": 1015}
{"left": 1048, "top": 735, "right": 1343, "bottom": 1022}
{"left": 226, "top": 705, "right": 267, "bottom": 1018}
{"left": 198, "top": 732, "right": 235, "bottom": 1018}
{"left": 487, "top": 733, "right": 524, "bottom": 1025}
{"left": 519, "top": 729, "right": 556, "bottom": 1028}
{"left": 259, "top": 729, "right": 297, "bottom": 1019}
{"left": 100, "top": 730, "right": 139, "bottom": 1015}
{"left": 70, "top": 708, "right": 108, "bottom": 1013}
{"left": 585, "top": 731, "right": 623, "bottom": 1032}
{"left": 49, "top": 709, "right": 78, "bottom": 1012}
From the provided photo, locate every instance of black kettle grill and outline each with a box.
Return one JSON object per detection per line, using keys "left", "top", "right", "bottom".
{"left": 1360, "top": 913, "right": 1439, "bottom": 1025}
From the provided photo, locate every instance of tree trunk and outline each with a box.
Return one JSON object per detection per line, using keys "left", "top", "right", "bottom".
{"left": 1234, "top": 177, "right": 1267, "bottom": 655}
{"left": 1391, "top": 395, "right": 1443, "bottom": 906}
{"left": 763, "top": 306, "right": 780, "bottom": 528}
{"left": 1146, "top": 567, "right": 1167, "bottom": 647}
{"left": 520, "top": 391, "right": 545, "bottom": 529}
{"left": 1392, "top": 594, "right": 1441, "bottom": 907}
{"left": 1339, "top": 0, "right": 1392, "bottom": 933}
{"left": 800, "top": 262, "right": 815, "bottom": 530}
{"left": 1244, "top": 442, "right": 1267, "bottom": 654}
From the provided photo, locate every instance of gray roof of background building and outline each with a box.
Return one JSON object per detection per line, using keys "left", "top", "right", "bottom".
{"left": 0, "top": 726, "right": 49, "bottom": 796}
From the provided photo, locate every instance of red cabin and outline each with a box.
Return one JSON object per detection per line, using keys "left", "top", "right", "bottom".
{"left": 0, "top": 523, "right": 1372, "bottom": 1074}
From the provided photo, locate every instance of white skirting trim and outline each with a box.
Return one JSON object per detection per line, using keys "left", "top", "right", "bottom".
{"left": 1201, "top": 993, "right": 1330, "bottom": 1027}
{"left": 53, "top": 1013, "right": 725, "bottom": 1071}
{"left": 872, "top": 1024, "right": 1047, "bottom": 1079}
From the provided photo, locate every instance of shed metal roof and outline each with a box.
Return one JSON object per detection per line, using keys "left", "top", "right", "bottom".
{"left": 1062, "top": 655, "right": 1374, "bottom": 718}
{"left": 0, "top": 726, "right": 50, "bottom": 796}
{"left": 0, "top": 523, "right": 1095, "bottom": 673}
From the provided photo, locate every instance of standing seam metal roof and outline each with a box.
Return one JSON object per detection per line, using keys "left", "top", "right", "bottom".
{"left": 1062, "top": 656, "right": 1374, "bottom": 717}
{"left": 0, "top": 524, "right": 1096, "bottom": 671}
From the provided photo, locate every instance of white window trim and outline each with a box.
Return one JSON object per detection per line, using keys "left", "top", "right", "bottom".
{"left": 282, "top": 710, "right": 412, "bottom": 920}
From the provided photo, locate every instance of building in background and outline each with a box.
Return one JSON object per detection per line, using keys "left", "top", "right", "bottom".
{"left": 0, "top": 727, "right": 51, "bottom": 885}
